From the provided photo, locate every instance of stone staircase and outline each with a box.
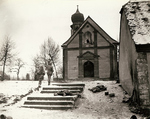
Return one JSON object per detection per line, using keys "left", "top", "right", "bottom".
{"left": 22, "top": 83, "right": 85, "bottom": 110}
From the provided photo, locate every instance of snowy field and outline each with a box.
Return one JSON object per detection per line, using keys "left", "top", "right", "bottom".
{"left": 0, "top": 80, "right": 144, "bottom": 119}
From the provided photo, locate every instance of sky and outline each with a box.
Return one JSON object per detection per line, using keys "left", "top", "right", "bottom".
{"left": 0, "top": 0, "right": 130, "bottom": 78}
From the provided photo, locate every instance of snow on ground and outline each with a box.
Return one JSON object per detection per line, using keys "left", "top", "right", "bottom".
{"left": 0, "top": 80, "right": 144, "bottom": 119}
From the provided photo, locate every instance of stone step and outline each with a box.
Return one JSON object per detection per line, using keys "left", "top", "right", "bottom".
{"left": 52, "top": 83, "right": 85, "bottom": 87}
{"left": 22, "top": 83, "right": 85, "bottom": 110}
{"left": 40, "top": 89, "right": 81, "bottom": 93}
{"left": 24, "top": 100, "right": 74, "bottom": 105}
{"left": 42, "top": 86, "right": 84, "bottom": 92}
{"left": 27, "top": 95, "right": 78, "bottom": 101}
{"left": 22, "top": 104, "right": 74, "bottom": 110}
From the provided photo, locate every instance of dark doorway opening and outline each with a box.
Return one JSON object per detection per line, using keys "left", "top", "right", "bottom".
{"left": 84, "top": 61, "right": 94, "bottom": 77}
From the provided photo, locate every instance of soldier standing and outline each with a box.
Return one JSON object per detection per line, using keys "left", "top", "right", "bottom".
{"left": 37, "top": 65, "right": 45, "bottom": 87}
{"left": 45, "top": 61, "right": 54, "bottom": 85}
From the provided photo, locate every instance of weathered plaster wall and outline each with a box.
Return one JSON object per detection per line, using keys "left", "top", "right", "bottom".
{"left": 136, "top": 53, "right": 150, "bottom": 106}
{"left": 97, "top": 33, "right": 109, "bottom": 46}
{"left": 119, "top": 11, "right": 138, "bottom": 96}
{"left": 67, "top": 50, "right": 79, "bottom": 79}
{"left": 68, "top": 34, "right": 79, "bottom": 48}
{"left": 98, "top": 49, "right": 110, "bottom": 78}
{"left": 82, "top": 49, "right": 94, "bottom": 54}
{"left": 120, "top": 8, "right": 150, "bottom": 105}
{"left": 147, "top": 53, "right": 150, "bottom": 86}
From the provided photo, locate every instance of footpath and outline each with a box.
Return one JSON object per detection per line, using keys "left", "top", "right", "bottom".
{"left": 22, "top": 83, "right": 85, "bottom": 110}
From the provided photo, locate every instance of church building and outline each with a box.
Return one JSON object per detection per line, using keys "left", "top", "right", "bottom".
{"left": 62, "top": 7, "right": 118, "bottom": 80}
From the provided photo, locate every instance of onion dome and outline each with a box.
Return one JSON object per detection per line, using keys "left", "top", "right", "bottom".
{"left": 71, "top": 5, "right": 84, "bottom": 23}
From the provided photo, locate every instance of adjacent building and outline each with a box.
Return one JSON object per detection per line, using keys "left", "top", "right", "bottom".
{"left": 119, "top": 1, "right": 150, "bottom": 107}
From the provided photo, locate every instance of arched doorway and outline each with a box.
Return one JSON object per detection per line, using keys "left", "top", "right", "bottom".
{"left": 84, "top": 61, "right": 94, "bottom": 77}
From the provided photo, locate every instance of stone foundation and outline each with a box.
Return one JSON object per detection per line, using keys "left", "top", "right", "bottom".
{"left": 136, "top": 53, "right": 150, "bottom": 106}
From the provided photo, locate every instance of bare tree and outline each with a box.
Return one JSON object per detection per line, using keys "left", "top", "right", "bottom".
{"left": 11, "top": 58, "right": 25, "bottom": 80}
{"left": 29, "top": 67, "right": 35, "bottom": 80}
{"left": 57, "top": 64, "right": 63, "bottom": 78}
{"left": 33, "top": 54, "right": 42, "bottom": 68}
{"left": 40, "top": 38, "right": 60, "bottom": 79}
{"left": 40, "top": 41, "right": 47, "bottom": 65}
{"left": 0, "top": 36, "right": 16, "bottom": 81}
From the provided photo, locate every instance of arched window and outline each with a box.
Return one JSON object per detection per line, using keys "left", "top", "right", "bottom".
{"left": 86, "top": 39, "right": 89, "bottom": 43}
{"left": 84, "top": 31, "right": 92, "bottom": 44}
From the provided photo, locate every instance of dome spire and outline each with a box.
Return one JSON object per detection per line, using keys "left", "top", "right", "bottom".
{"left": 76, "top": 5, "right": 79, "bottom": 12}
{"left": 71, "top": 6, "right": 84, "bottom": 34}
{"left": 71, "top": 5, "right": 84, "bottom": 23}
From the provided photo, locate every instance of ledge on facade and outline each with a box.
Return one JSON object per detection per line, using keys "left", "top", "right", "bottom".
{"left": 77, "top": 51, "right": 99, "bottom": 58}
{"left": 136, "top": 44, "right": 150, "bottom": 52}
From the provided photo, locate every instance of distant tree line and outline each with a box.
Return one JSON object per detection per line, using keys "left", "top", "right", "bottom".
{"left": 0, "top": 36, "right": 62, "bottom": 81}
{"left": 0, "top": 36, "right": 25, "bottom": 81}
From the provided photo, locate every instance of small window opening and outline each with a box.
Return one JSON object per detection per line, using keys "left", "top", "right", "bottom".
{"left": 86, "top": 39, "right": 89, "bottom": 43}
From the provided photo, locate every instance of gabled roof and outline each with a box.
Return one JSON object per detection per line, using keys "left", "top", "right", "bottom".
{"left": 62, "top": 16, "right": 118, "bottom": 47}
{"left": 122, "top": 0, "right": 150, "bottom": 45}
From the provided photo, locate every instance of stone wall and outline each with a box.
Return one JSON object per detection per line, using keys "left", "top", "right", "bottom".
{"left": 136, "top": 52, "right": 150, "bottom": 106}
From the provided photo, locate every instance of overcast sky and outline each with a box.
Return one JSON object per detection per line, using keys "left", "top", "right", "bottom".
{"left": 0, "top": 0, "right": 129, "bottom": 78}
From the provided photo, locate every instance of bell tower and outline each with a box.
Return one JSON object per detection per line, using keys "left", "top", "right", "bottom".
{"left": 71, "top": 5, "right": 84, "bottom": 35}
